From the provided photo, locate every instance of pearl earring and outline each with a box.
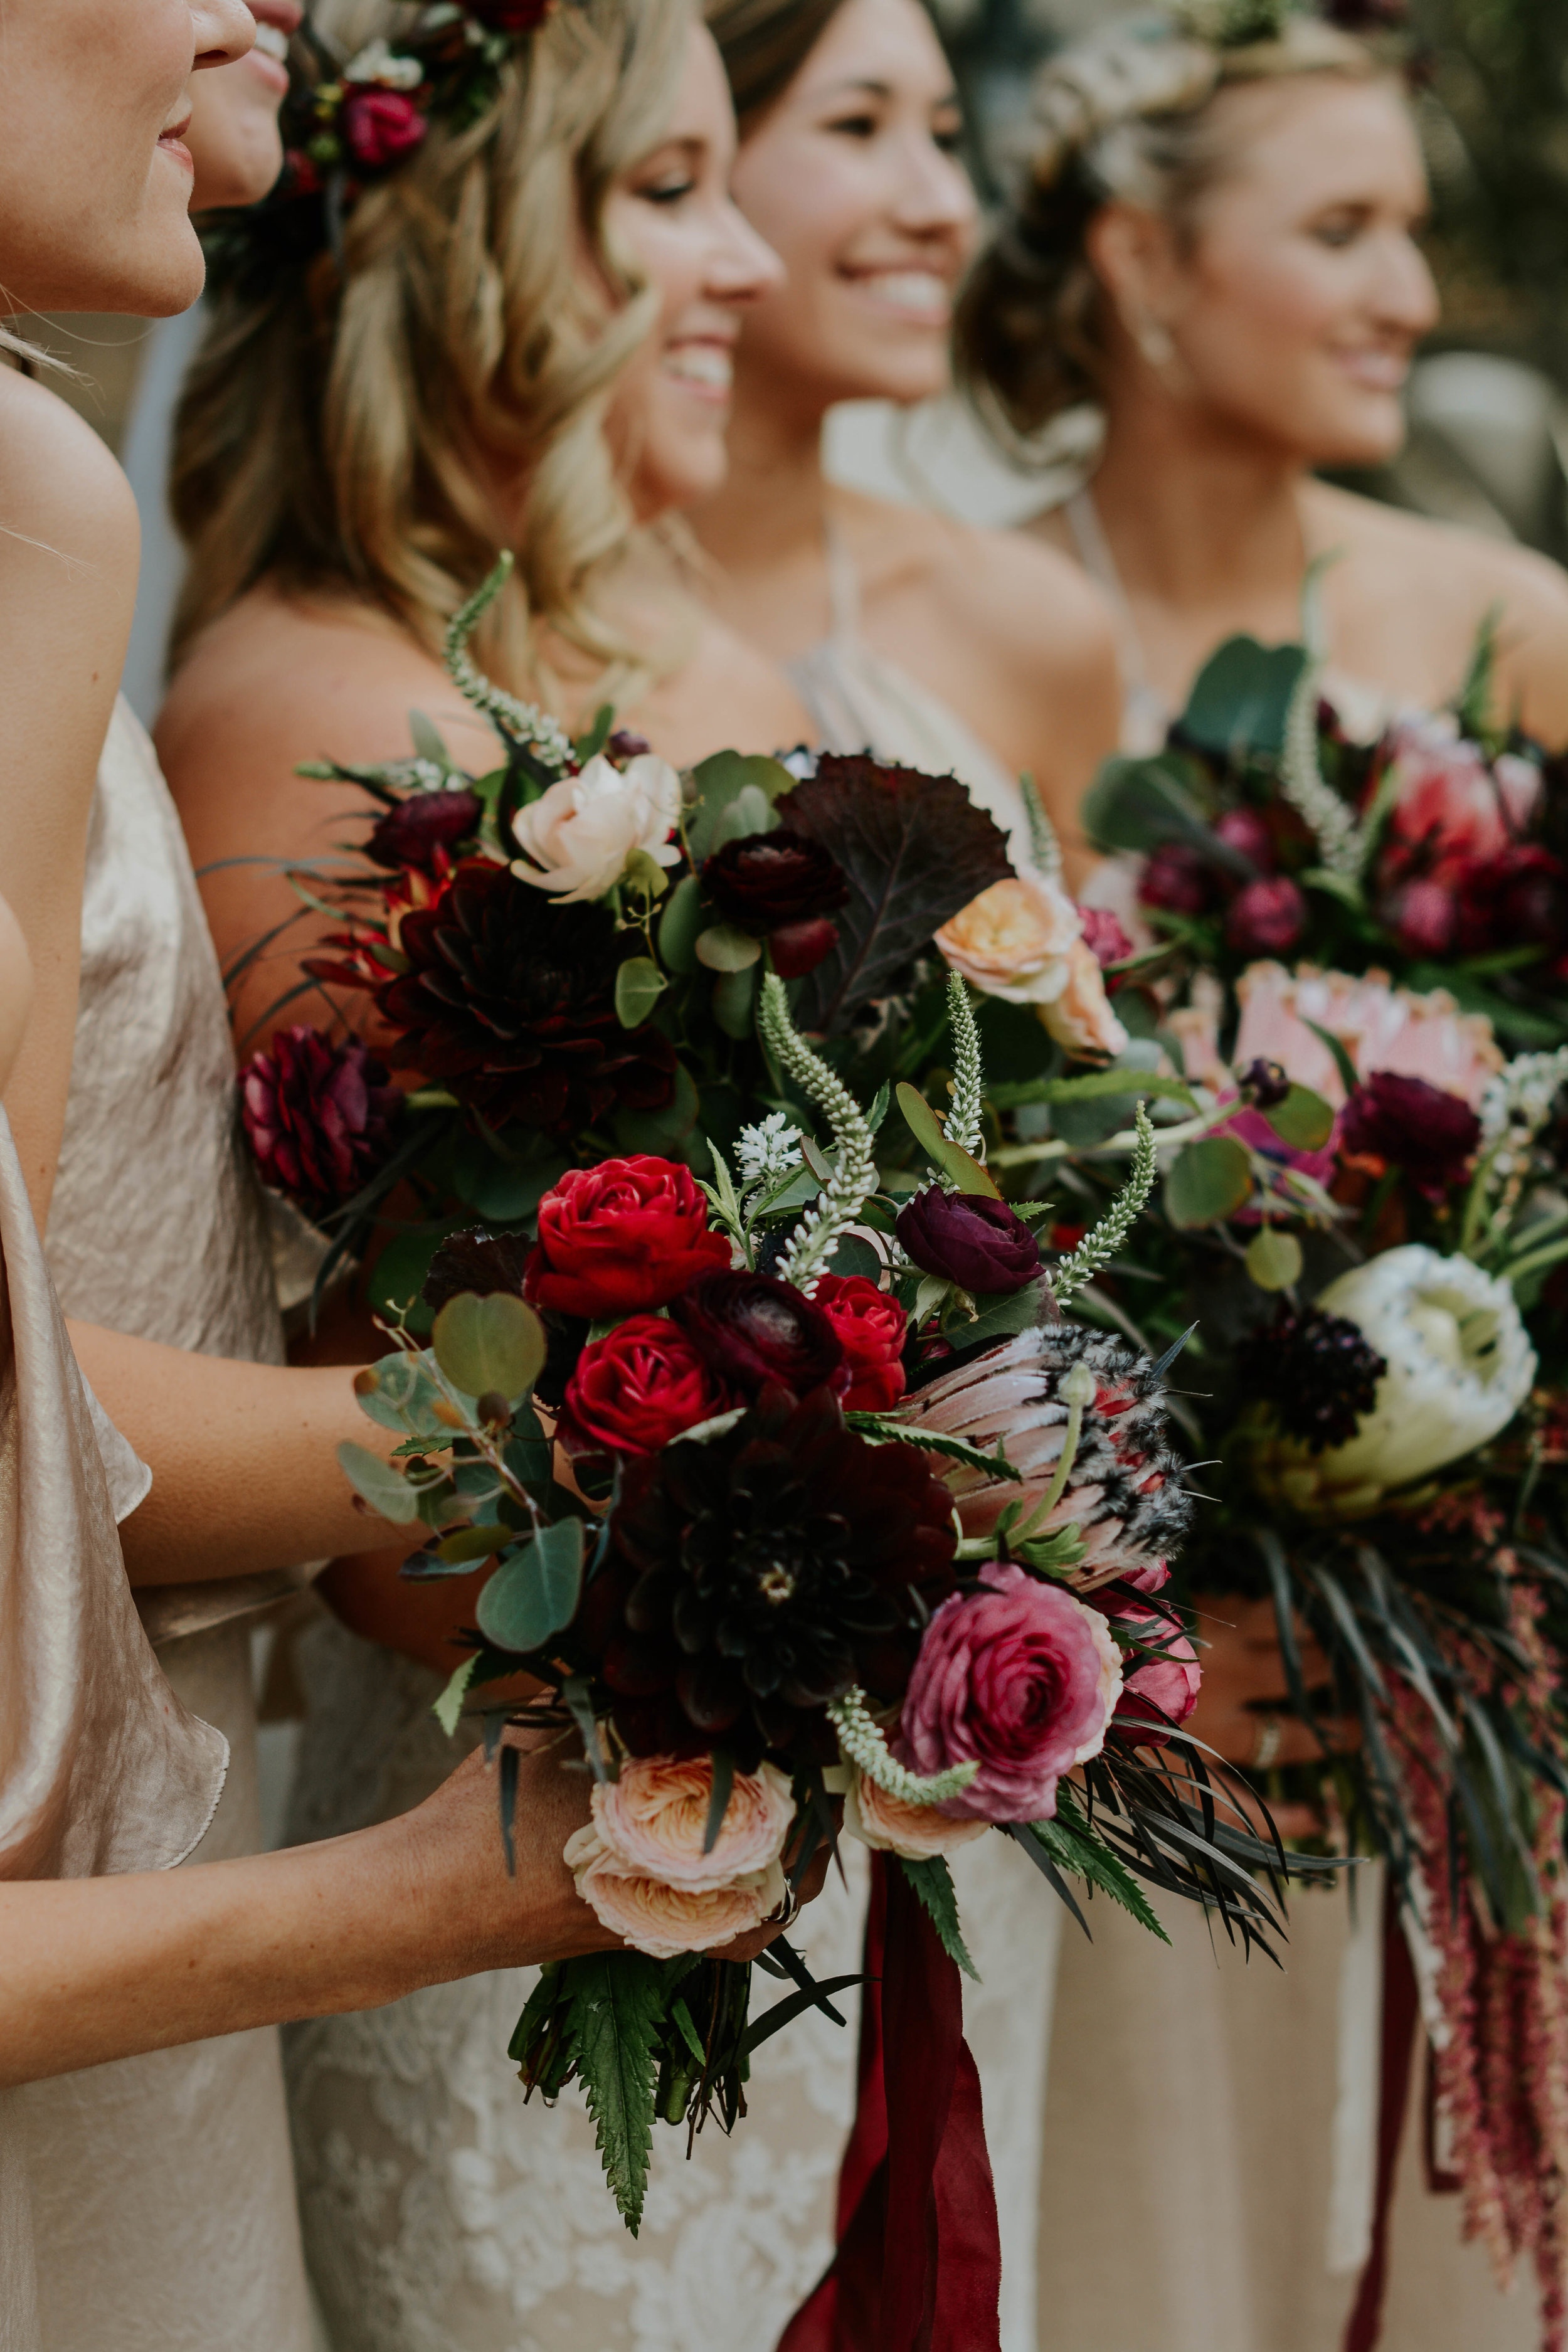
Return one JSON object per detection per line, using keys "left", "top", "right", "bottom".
{"left": 1131, "top": 309, "right": 1177, "bottom": 371}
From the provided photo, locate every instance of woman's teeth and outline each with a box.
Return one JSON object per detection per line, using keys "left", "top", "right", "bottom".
{"left": 857, "top": 270, "right": 950, "bottom": 320}
{"left": 253, "top": 23, "right": 290, "bottom": 60}
{"left": 664, "top": 346, "right": 733, "bottom": 392}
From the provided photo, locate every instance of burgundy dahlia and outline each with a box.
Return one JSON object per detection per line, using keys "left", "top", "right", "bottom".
{"left": 580, "top": 1386, "right": 958, "bottom": 1769}
{"left": 1340, "top": 1070, "right": 1481, "bottom": 1198}
{"left": 1235, "top": 1304, "right": 1385, "bottom": 1453}
{"left": 376, "top": 858, "right": 676, "bottom": 1136}
{"left": 670, "top": 1271, "right": 844, "bottom": 1401}
{"left": 241, "top": 1024, "right": 400, "bottom": 1221}
{"left": 1139, "top": 842, "right": 1216, "bottom": 918}
{"left": 896, "top": 1188, "right": 1041, "bottom": 1296}
{"left": 366, "top": 788, "right": 482, "bottom": 876}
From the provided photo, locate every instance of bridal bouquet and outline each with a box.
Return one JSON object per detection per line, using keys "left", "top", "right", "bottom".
{"left": 339, "top": 971, "right": 1289, "bottom": 2260}
{"left": 1028, "top": 624, "right": 1568, "bottom": 2338}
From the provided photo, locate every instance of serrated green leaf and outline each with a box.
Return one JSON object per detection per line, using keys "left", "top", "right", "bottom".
{"left": 896, "top": 1855, "right": 979, "bottom": 1982}
{"left": 844, "top": 1416, "right": 1019, "bottom": 1481}
{"left": 337, "top": 1440, "right": 421, "bottom": 1526}
{"left": 1163, "top": 1136, "right": 1253, "bottom": 1229}
{"left": 1028, "top": 1801, "right": 1170, "bottom": 1942}
{"left": 433, "top": 1654, "right": 478, "bottom": 1737}
{"left": 566, "top": 1953, "right": 671, "bottom": 2233}
{"left": 432, "top": 1291, "right": 546, "bottom": 1402}
{"left": 476, "top": 1519, "right": 585, "bottom": 1654}
{"left": 614, "top": 956, "right": 667, "bottom": 1030}
{"left": 1264, "top": 1084, "right": 1334, "bottom": 1151}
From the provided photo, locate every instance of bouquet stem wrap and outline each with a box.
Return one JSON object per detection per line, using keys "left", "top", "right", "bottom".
{"left": 778, "top": 1857, "right": 1002, "bottom": 2352}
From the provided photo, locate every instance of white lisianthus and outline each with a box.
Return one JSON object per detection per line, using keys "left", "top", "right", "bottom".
{"left": 511, "top": 753, "right": 682, "bottom": 904}
{"left": 1257, "top": 1246, "right": 1536, "bottom": 1518}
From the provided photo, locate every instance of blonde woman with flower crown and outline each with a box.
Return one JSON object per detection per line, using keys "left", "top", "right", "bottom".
{"left": 149, "top": 6, "right": 919, "bottom": 2347}
{"left": 951, "top": 6, "right": 1568, "bottom": 2347}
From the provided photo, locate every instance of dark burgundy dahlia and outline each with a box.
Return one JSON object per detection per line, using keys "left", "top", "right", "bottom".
{"left": 376, "top": 858, "right": 675, "bottom": 1136}
{"left": 1236, "top": 1304, "right": 1386, "bottom": 1453}
{"left": 366, "top": 788, "right": 482, "bottom": 876}
{"left": 466, "top": 0, "right": 554, "bottom": 27}
{"left": 581, "top": 1387, "right": 959, "bottom": 1769}
{"left": 241, "top": 1024, "right": 400, "bottom": 1221}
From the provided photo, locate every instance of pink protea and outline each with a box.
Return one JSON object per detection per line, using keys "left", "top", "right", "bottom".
{"left": 901, "top": 1327, "right": 1192, "bottom": 1594}
{"left": 1230, "top": 961, "right": 1503, "bottom": 1110}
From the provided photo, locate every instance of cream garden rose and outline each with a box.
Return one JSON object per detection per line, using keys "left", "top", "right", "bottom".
{"left": 511, "top": 751, "right": 682, "bottom": 904}
{"left": 563, "top": 1826, "right": 786, "bottom": 1960}
{"left": 842, "top": 1769, "right": 990, "bottom": 1862}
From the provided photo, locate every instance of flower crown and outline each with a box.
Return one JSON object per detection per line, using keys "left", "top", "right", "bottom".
{"left": 203, "top": 0, "right": 563, "bottom": 294}
{"left": 1170, "top": 0, "right": 1406, "bottom": 43}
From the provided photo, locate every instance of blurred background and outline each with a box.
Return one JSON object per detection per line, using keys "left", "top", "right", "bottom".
{"left": 31, "top": 0, "right": 1568, "bottom": 554}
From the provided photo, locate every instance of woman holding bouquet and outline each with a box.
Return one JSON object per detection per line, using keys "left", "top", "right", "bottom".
{"left": 694, "top": 0, "right": 1123, "bottom": 889}
{"left": 953, "top": 6, "right": 1568, "bottom": 2346}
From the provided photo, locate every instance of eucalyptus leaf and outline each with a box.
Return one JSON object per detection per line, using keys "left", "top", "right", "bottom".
{"left": 1163, "top": 1136, "right": 1253, "bottom": 1229}
{"left": 432, "top": 1291, "right": 546, "bottom": 1401}
{"left": 476, "top": 1519, "right": 586, "bottom": 1655}
{"left": 694, "top": 925, "right": 762, "bottom": 974}
{"left": 615, "top": 1061, "right": 700, "bottom": 1152}
{"left": 711, "top": 963, "right": 758, "bottom": 1041}
{"left": 1245, "top": 1227, "right": 1303, "bottom": 1291}
{"left": 337, "top": 1440, "right": 421, "bottom": 1527}
{"left": 436, "top": 1522, "right": 512, "bottom": 1565}
{"left": 1263, "top": 1084, "right": 1335, "bottom": 1151}
{"left": 614, "top": 956, "right": 667, "bottom": 1030}
{"left": 353, "top": 1350, "right": 448, "bottom": 1438}
{"left": 657, "top": 873, "right": 706, "bottom": 975}
{"left": 685, "top": 750, "right": 794, "bottom": 863}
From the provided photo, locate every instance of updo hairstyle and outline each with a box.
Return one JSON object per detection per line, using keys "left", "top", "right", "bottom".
{"left": 955, "top": 11, "right": 1380, "bottom": 457}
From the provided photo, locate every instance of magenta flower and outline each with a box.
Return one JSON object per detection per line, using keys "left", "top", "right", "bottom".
{"left": 241, "top": 1025, "right": 400, "bottom": 1221}
{"left": 341, "top": 88, "right": 428, "bottom": 171}
{"left": 1103, "top": 1602, "right": 1201, "bottom": 1746}
{"left": 1225, "top": 876, "right": 1306, "bottom": 957}
{"left": 898, "top": 1560, "right": 1122, "bottom": 1822}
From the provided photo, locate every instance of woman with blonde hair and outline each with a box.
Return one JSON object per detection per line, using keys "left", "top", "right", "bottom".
{"left": 153, "top": 7, "right": 887, "bottom": 2345}
{"left": 953, "top": 6, "right": 1568, "bottom": 2345}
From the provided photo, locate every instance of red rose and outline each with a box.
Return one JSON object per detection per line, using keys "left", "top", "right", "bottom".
{"left": 562, "top": 1318, "right": 733, "bottom": 1457}
{"left": 525, "top": 1157, "right": 731, "bottom": 1319}
{"left": 814, "top": 1275, "right": 907, "bottom": 1412}
{"left": 341, "top": 88, "right": 428, "bottom": 171}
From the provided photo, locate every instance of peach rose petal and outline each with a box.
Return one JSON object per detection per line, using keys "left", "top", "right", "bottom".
{"left": 564, "top": 1825, "right": 785, "bottom": 1959}
{"left": 842, "top": 1770, "right": 991, "bottom": 1861}
{"left": 936, "top": 877, "right": 1080, "bottom": 1006}
{"left": 590, "top": 1754, "right": 795, "bottom": 1892}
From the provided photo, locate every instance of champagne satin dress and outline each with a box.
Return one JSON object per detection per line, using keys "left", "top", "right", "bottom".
{"left": 13, "top": 701, "right": 316, "bottom": 2352}
{"left": 0, "top": 1098, "right": 226, "bottom": 2352}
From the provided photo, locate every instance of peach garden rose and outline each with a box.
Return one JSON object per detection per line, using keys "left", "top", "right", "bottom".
{"left": 588, "top": 1754, "right": 795, "bottom": 1892}
{"left": 935, "top": 876, "right": 1080, "bottom": 1006}
{"left": 563, "top": 1825, "right": 786, "bottom": 1960}
{"left": 842, "top": 1769, "right": 991, "bottom": 1862}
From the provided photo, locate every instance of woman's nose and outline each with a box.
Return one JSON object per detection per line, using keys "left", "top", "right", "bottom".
{"left": 190, "top": 0, "right": 257, "bottom": 71}
{"left": 709, "top": 202, "right": 787, "bottom": 305}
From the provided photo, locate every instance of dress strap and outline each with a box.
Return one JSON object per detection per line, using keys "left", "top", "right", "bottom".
{"left": 1064, "top": 487, "right": 1172, "bottom": 755}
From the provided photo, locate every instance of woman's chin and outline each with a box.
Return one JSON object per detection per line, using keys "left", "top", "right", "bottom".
{"left": 628, "top": 436, "right": 730, "bottom": 524}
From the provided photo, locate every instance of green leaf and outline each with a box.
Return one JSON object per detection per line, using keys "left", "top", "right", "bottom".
{"left": 1081, "top": 750, "right": 1217, "bottom": 858}
{"left": 711, "top": 963, "right": 758, "bottom": 1041}
{"left": 407, "top": 708, "right": 453, "bottom": 768}
{"left": 337, "top": 1440, "right": 421, "bottom": 1527}
{"left": 1303, "top": 1019, "right": 1360, "bottom": 1101}
{"left": 846, "top": 1415, "right": 1022, "bottom": 1481}
{"left": 703, "top": 1751, "right": 734, "bottom": 1855}
{"left": 657, "top": 873, "right": 706, "bottom": 975}
{"left": 432, "top": 1291, "right": 546, "bottom": 1402}
{"left": 435, "top": 1522, "right": 512, "bottom": 1565}
{"left": 694, "top": 924, "right": 761, "bottom": 973}
{"left": 685, "top": 750, "right": 794, "bottom": 863}
{"left": 476, "top": 1518, "right": 585, "bottom": 1653}
{"left": 1245, "top": 1227, "right": 1303, "bottom": 1291}
{"left": 433, "top": 1655, "right": 478, "bottom": 1737}
{"left": 353, "top": 1349, "right": 448, "bottom": 1438}
{"left": 896, "top": 1855, "right": 979, "bottom": 1981}
{"left": 566, "top": 1952, "right": 671, "bottom": 2233}
{"left": 614, "top": 956, "right": 667, "bottom": 1030}
{"left": 740, "top": 1975, "right": 866, "bottom": 2060}
{"left": 368, "top": 1224, "right": 456, "bottom": 1337}
{"left": 572, "top": 701, "right": 615, "bottom": 763}
{"left": 1163, "top": 1136, "right": 1253, "bottom": 1229}
{"left": 1034, "top": 1797, "right": 1170, "bottom": 1942}
{"left": 1263, "top": 1084, "right": 1334, "bottom": 1150}
{"left": 894, "top": 1083, "right": 1000, "bottom": 1198}
{"left": 450, "top": 1129, "right": 567, "bottom": 1222}
{"left": 958, "top": 1274, "right": 1047, "bottom": 1352}
{"left": 1180, "top": 635, "right": 1306, "bottom": 758}
{"left": 990, "top": 1069, "right": 1197, "bottom": 1113}
{"left": 615, "top": 1060, "right": 701, "bottom": 1152}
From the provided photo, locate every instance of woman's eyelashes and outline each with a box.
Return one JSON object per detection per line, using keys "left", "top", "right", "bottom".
{"left": 818, "top": 103, "right": 963, "bottom": 152}
{"left": 638, "top": 176, "right": 698, "bottom": 207}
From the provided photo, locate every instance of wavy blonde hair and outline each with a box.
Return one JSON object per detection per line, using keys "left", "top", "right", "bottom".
{"left": 170, "top": 0, "right": 693, "bottom": 694}
{"left": 955, "top": 12, "right": 1382, "bottom": 456}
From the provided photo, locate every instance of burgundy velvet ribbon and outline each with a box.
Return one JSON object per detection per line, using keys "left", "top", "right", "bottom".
{"left": 778, "top": 1854, "right": 1002, "bottom": 2352}
{"left": 1342, "top": 1878, "right": 1421, "bottom": 2352}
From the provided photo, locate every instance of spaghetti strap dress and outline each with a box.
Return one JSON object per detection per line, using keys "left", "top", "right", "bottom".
{"left": 13, "top": 698, "right": 316, "bottom": 2352}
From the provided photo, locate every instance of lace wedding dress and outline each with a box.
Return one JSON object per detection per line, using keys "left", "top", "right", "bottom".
{"left": 13, "top": 701, "right": 316, "bottom": 2351}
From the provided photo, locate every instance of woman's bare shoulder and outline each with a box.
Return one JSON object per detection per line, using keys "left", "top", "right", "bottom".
{"left": 0, "top": 370, "right": 139, "bottom": 564}
{"left": 622, "top": 607, "right": 810, "bottom": 768}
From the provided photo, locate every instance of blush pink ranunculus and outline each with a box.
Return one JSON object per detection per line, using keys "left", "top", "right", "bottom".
{"left": 842, "top": 1769, "right": 992, "bottom": 1861}
{"left": 1105, "top": 1602, "right": 1201, "bottom": 1745}
{"left": 588, "top": 1754, "right": 795, "bottom": 1892}
{"left": 1381, "top": 714, "right": 1540, "bottom": 885}
{"left": 898, "top": 1560, "right": 1123, "bottom": 1823}
{"left": 563, "top": 1825, "right": 784, "bottom": 1959}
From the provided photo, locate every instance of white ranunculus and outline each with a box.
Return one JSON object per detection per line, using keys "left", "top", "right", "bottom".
{"left": 1295, "top": 1247, "right": 1535, "bottom": 1512}
{"left": 511, "top": 753, "right": 682, "bottom": 904}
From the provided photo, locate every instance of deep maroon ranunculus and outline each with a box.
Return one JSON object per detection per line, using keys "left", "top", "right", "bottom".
{"left": 813, "top": 1275, "right": 907, "bottom": 1412}
{"left": 525, "top": 1157, "right": 731, "bottom": 1319}
{"left": 1340, "top": 1071, "right": 1481, "bottom": 1198}
{"left": 670, "top": 1271, "right": 844, "bottom": 1401}
{"left": 340, "top": 88, "right": 428, "bottom": 171}
{"left": 768, "top": 918, "right": 841, "bottom": 980}
{"left": 1213, "top": 807, "right": 1275, "bottom": 873}
{"left": 1387, "top": 877, "right": 1458, "bottom": 957}
{"left": 423, "top": 1227, "right": 532, "bottom": 1313}
{"left": 241, "top": 1025, "right": 400, "bottom": 1221}
{"left": 366, "top": 788, "right": 482, "bottom": 876}
{"left": 1225, "top": 876, "right": 1306, "bottom": 956}
{"left": 896, "top": 1188, "right": 1041, "bottom": 1296}
{"left": 1078, "top": 906, "right": 1133, "bottom": 969}
{"left": 703, "top": 827, "right": 849, "bottom": 936}
{"left": 1139, "top": 842, "right": 1215, "bottom": 918}
{"left": 562, "top": 1317, "right": 733, "bottom": 1458}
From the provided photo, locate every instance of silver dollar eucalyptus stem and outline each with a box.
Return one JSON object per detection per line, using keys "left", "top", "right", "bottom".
{"left": 443, "top": 554, "right": 575, "bottom": 774}
{"left": 1051, "top": 1103, "right": 1158, "bottom": 1304}
{"left": 829, "top": 1686, "right": 978, "bottom": 1806}
{"left": 759, "top": 975, "right": 879, "bottom": 1293}
{"left": 945, "top": 972, "right": 985, "bottom": 1160}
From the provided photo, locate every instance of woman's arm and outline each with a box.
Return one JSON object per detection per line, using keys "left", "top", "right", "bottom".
{"left": 0, "top": 374, "right": 140, "bottom": 1226}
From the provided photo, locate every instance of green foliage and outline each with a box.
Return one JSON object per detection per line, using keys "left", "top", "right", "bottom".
{"left": 895, "top": 1080, "right": 1000, "bottom": 1197}
{"left": 684, "top": 751, "right": 793, "bottom": 862}
{"left": 337, "top": 1440, "right": 421, "bottom": 1527}
{"left": 475, "top": 1518, "right": 585, "bottom": 1654}
{"left": 1264, "top": 1085, "right": 1335, "bottom": 1150}
{"left": 1180, "top": 636, "right": 1306, "bottom": 760}
{"left": 1163, "top": 1135, "right": 1253, "bottom": 1228}
{"left": 1030, "top": 1795, "right": 1170, "bottom": 1943}
{"left": 565, "top": 1954, "right": 674, "bottom": 2235}
{"left": 431, "top": 1290, "right": 546, "bottom": 1401}
{"left": 614, "top": 957, "right": 667, "bottom": 1029}
{"left": 896, "top": 1855, "right": 980, "bottom": 1981}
